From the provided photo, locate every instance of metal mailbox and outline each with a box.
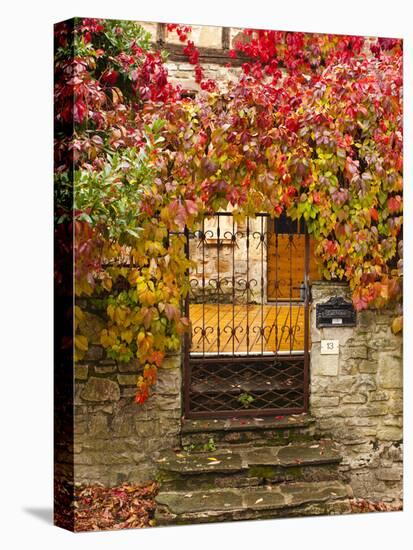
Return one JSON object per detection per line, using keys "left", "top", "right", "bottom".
{"left": 316, "top": 296, "right": 356, "bottom": 328}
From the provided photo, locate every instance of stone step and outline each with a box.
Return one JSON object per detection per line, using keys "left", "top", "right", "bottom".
{"left": 155, "top": 480, "right": 353, "bottom": 525}
{"left": 181, "top": 413, "right": 316, "bottom": 449}
{"left": 156, "top": 440, "right": 342, "bottom": 491}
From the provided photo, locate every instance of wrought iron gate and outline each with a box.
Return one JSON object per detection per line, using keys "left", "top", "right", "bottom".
{"left": 183, "top": 212, "right": 310, "bottom": 418}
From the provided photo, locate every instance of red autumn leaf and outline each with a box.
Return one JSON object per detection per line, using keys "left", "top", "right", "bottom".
{"left": 388, "top": 196, "right": 402, "bottom": 213}
{"left": 148, "top": 350, "right": 165, "bottom": 367}
{"left": 325, "top": 240, "right": 338, "bottom": 256}
{"left": 135, "top": 385, "right": 149, "bottom": 404}
{"left": 73, "top": 99, "right": 87, "bottom": 124}
{"left": 101, "top": 69, "right": 119, "bottom": 86}
{"left": 370, "top": 207, "right": 379, "bottom": 222}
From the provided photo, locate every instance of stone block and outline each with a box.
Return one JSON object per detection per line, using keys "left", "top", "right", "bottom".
{"left": 377, "top": 353, "right": 402, "bottom": 389}
{"left": 369, "top": 390, "right": 389, "bottom": 402}
{"left": 377, "top": 426, "right": 402, "bottom": 442}
{"left": 342, "top": 345, "right": 368, "bottom": 360}
{"left": 161, "top": 355, "right": 181, "bottom": 370}
{"left": 383, "top": 417, "right": 403, "bottom": 428}
{"left": 311, "top": 396, "right": 340, "bottom": 407}
{"left": 118, "top": 359, "right": 141, "bottom": 373}
{"left": 341, "top": 394, "right": 367, "bottom": 404}
{"left": 330, "top": 377, "right": 355, "bottom": 393}
{"left": 155, "top": 368, "right": 181, "bottom": 395}
{"left": 369, "top": 337, "right": 399, "bottom": 351}
{"left": 80, "top": 376, "right": 120, "bottom": 402}
{"left": 311, "top": 353, "right": 339, "bottom": 376}
{"left": 358, "top": 404, "right": 388, "bottom": 417}
{"left": 117, "top": 374, "right": 138, "bottom": 386}
{"left": 84, "top": 345, "right": 104, "bottom": 361}
{"left": 387, "top": 398, "right": 403, "bottom": 415}
{"left": 88, "top": 413, "right": 110, "bottom": 437}
{"left": 358, "top": 360, "right": 377, "bottom": 374}
{"left": 345, "top": 416, "right": 377, "bottom": 428}
{"left": 376, "top": 468, "right": 402, "bottom": 481}
{"left": 95, "top": 365, "right": 116, "bottom": 374}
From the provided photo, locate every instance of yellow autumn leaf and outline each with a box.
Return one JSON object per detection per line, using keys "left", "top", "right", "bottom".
{"left": 102, "top": 276, "right": 112, "bottom": 291}
{"left": 75, "top": 334, "right": 88, "bottom": 352}
{"left": 75, "top": 278, "right": 93, "bottom": 296}
{"left": 74, "top": 305, "right": 84, "bottom": 331}
{"left": 391, "top": 316, "right": 403, "bottom": 335}
{"left": 114, "top": 306, "right": 131, "bottom": 326}
{"left": 74, "top": 349, "right": 85, "bottom": 362}
{"left": 100, "top": 329, "right": 117, "bottom": 348}
{"left": 107, "top": 304, "right": 115, "bottom": 321}
{"left": 121, "top": 330, "right": 133, "bottom": 344}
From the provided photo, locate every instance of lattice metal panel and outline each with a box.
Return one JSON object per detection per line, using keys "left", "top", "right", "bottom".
{"left": 187, "top": 357, "right": 306, "bottom": 417}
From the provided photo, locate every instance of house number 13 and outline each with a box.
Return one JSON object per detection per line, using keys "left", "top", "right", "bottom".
{"left": 321, "top": 340, "right": 339, "bottom": 355}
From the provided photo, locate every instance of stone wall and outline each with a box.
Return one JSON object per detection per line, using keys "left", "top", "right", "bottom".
{"left": 73, "top": 325, "right": 182, "bottom": 486}
{"left": 310, "top": 282, "right": 403, "bottom": 502}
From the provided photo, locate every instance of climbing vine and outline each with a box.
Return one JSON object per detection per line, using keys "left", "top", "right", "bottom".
{"left": 54, "top": 19, "right": 403, "bottom": 403}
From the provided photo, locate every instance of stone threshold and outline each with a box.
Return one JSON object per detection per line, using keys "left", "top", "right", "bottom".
{"left": 155, "top": 480, "right": 353, "bottom": 524}
{"left": 156, "top": 439, "right": 341, "bottom": 475}
{"left": 182, "top": 413, "right": 315, "bottom": 434}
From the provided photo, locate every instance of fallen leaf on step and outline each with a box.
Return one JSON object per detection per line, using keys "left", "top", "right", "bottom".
{"left": 207, "top": 457, "right": 218, "bottom": 461}
{"left": 255, "top": 498, "right": 264, "bottom": 504}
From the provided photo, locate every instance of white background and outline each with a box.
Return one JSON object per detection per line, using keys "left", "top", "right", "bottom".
{"left": 0, "top": 0, "right": 411, "bottom": 548}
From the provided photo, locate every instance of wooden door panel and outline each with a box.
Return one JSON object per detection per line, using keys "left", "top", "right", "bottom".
{"left": 267, "top": 231, "right": 319, "bottom": 301}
